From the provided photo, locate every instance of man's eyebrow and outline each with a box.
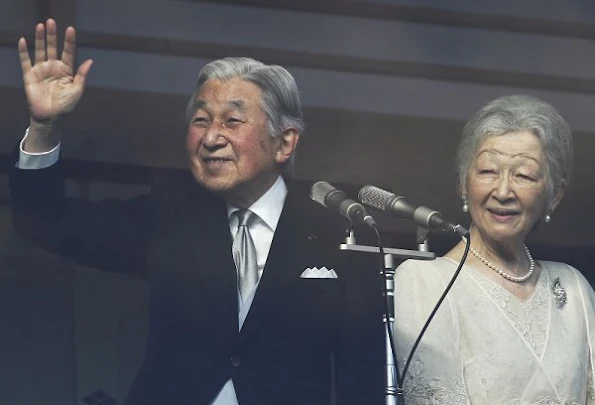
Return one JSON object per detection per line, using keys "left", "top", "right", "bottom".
{"left": 191, "top": 99, "right": 247, "bottom": 114}
{"left": 194, "top": 99, "right": 207, "bottom": 110}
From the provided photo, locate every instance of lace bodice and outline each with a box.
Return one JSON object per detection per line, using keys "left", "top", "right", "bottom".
{"left": 394, "top": 258, "right": 595, "bottom": 405}
{"left": 468, "top": 265, "right": 549, "bottom": 357}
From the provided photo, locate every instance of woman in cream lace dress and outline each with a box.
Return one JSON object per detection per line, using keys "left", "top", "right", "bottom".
{"left": 394, "top": 95, "right": 595, "bottom": 405}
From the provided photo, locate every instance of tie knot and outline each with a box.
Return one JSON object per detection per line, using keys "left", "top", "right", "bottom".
{"left": 236, "top": 209, "right": 255, "bottom": 227}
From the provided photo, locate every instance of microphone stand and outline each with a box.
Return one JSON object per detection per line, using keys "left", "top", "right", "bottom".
{"left": 416, "top": 226, "right": 430, "bottom": 252}
{"left": 340, "top": 230, "right": 435, "bottom": 405}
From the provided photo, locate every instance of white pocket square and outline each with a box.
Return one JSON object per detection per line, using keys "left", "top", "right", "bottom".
{"left": 300, "top": 267, "right": 338, "bottom": 279}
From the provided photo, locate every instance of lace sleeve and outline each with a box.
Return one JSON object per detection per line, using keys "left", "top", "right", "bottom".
{"left": 571, "top": 265, "right": 595, "bottom": 404}
{"left": 394, "top": 259, "right": 469, "bottom": 405}
{"left": 587, "top": 357, "right": 595, "bottom": 405}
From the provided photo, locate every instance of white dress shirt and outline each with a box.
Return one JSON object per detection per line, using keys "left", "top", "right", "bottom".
{"left": 214, "top": 176, "right": 286, "bottom": 405}
{"left": 17, "top": 129, "right": 288, "bottom": 405}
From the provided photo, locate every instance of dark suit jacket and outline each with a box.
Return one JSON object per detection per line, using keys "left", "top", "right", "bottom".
{"left": 10, "top": 161, "right": 385, "bottom": 405}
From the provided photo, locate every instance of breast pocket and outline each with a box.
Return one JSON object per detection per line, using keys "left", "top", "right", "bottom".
{"left": 296, "top": 278, "right": 342, "bottom": 291}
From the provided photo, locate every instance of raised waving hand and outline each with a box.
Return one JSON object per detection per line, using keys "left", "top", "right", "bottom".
{"left": 18, "top": 18, "right": 93, "bottom": 124}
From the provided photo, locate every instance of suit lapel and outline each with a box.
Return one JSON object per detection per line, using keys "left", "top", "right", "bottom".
{"left": 175, "top": 177, "right": 239, "bottom": 347}
{"left": 237, "top": 183, "right": 337, "bottom": 345}
{"left": 170, "top": 177, "right": 344, "bottom": 349}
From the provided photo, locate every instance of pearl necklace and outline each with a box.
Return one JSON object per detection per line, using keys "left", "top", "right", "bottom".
{"left": 468, "top": 243, "right": 535, "bottom": 283}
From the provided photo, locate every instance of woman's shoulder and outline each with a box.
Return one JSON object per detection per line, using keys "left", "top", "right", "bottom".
{"left": 395, "top": 257, "right": 462, "bottom": 286}
{"left": 541, "top": 260, "right": 595, "bottom": 295}
{"left": 540, "top": 260, "right": 584, "bottom": 280}
{"left": 541, "top": 261, "right": 595, "bottom": 321}
{"left": 397, "top": 256, "right": 458, "bottom": 270}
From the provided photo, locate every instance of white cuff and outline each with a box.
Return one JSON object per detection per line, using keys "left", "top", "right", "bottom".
{"left": 17, "top": 127, "right": 61, "bottom": 169}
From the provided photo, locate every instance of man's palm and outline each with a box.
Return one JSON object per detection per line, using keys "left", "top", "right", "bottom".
{"left": 19, "top": 19, "right": 92, "bottom": 121}
{"left": 24, "top": 60, "right": 81, "bottom": 119}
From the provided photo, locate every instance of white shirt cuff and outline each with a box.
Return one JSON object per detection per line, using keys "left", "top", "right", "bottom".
{"left": 17, "top": 127, "right": 61, "bottom": 169}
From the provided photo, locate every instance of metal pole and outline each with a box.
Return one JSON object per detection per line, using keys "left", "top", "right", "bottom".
{"left": 383, "top": 253, "right": 398, "bottom": 405}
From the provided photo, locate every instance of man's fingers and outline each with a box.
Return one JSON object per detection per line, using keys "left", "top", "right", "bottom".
{"left": 45, "top": 18, "right": 58, "bottom": 60}
{"left": 18, "top": 37, "right": 32, "bottom": 74}
{"left": 61, "top": 26, "right": 76, "bottom": 69}
{"left": 34, "top": 22, "right": 46, "bottom": 63}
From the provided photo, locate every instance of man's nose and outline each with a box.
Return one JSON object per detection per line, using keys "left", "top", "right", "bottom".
{"left": 203, "top": 122, "right": 227, "bottom": 147}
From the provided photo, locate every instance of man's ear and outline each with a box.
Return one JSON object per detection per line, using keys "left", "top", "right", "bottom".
{"left": 275, "top": 129, "right": 299, "bottom": 164}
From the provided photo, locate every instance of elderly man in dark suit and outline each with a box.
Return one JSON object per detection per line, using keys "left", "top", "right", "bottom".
{"left": 10, "top": 19, "right": 384, "bottom": 405}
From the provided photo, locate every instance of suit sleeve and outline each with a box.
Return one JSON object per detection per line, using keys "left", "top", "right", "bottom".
{"left": 10, "top": 156, "right": 152, "bottom": 278}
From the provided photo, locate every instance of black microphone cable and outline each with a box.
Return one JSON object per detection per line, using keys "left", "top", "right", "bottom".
{"left": 397, "top": 234, "right": 471, "bottom": 399}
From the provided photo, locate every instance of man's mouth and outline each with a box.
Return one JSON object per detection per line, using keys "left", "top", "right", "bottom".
{"left": 203, "top": 157, "right": 232, "bottom": 164}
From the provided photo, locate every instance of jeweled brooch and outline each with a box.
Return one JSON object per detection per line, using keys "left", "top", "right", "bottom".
{"left": 551, "top": 277, "right": 567, "bottom": 309}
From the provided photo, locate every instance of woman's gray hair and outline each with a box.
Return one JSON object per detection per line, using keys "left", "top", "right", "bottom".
{"left": 456, "top": 95, "right": 574, "bottom": 205}
{"left": 186, "top": 57, "right": 305, "bottom": 176}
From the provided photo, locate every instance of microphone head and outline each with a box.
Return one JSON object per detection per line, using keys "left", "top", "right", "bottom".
{"left": 359, "top": 185, "right": 417, "bottom": 219}
{"left": 310, "top": 181, "right": 347, "bottom": 209}
{"left": 310, "top": 181, "right": 334, "bottom": 207}
{"left": 311, "top": 181, "right": 376, "bottom": 227}
{"left": 359, "top": 184, "right": 466, "bottom": 235}
{"left": 358, "top": 185, "right": 393, "bottom": 211}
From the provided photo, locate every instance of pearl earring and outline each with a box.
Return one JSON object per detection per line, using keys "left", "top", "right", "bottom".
{"left": 544, "top": 212, "right": 552, "bottom": 223}
{"left": 462, "top": 195, "right": 469, "bottom": 213}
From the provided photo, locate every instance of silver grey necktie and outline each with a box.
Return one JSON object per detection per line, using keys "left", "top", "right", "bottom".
{"left": 232, "top": 209, "right": 259, "bottom": 302}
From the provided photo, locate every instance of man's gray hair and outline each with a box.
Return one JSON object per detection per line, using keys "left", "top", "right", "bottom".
{"left": 186, "top": 57, "right": 305, "bottom": 176}
{"left": 456, "top": 95, "right": 574, "bottom": 205}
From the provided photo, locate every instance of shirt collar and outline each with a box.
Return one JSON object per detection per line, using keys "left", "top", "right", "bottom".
{"left": 227, "top": 176, "right": 287, "bottom": 232}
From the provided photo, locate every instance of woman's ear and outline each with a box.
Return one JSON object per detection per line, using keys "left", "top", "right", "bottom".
{"left": 548, "top": 181, "right": 567, "bottom": 214}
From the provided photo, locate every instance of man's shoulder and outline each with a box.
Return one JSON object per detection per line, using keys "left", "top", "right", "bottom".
{"left": 150, "top": 171, "right": 221, "bottom": 204}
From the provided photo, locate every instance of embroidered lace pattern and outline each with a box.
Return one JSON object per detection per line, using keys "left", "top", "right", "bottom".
{"left": 468, "top": 267, "right": 549, "bottom": 357}
{"left": 403, "top": 357, "right": 468, "bottom": 405}
{"left": 505, "top": 398, "right": 579, "bottom": 405}
{"left": 588, "top": 358, "right": 595, "bottom": 403}
{"left": 396, "top": 259, "right": 595, "bottom": 405}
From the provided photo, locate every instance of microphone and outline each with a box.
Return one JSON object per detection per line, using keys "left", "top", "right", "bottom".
{"left": 310, "top": 181, "right": 377, "bottom": 228}
{"left": 358, "top": 185, "right": 468, "bottom": 237}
